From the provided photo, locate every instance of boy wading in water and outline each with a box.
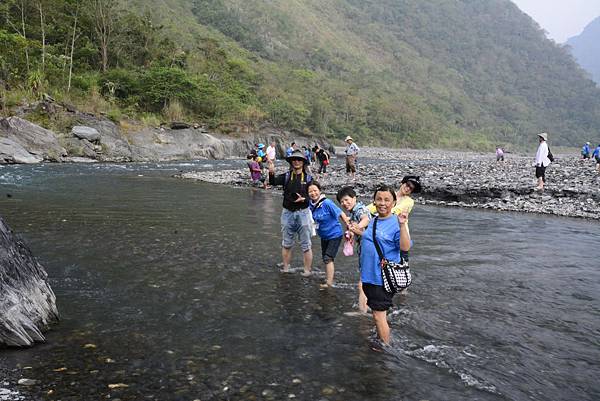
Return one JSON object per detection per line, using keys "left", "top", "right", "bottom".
{"left": 268, "top": 150, "right": 313, "bottom": 276}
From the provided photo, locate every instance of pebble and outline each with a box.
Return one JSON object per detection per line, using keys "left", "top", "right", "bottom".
{"left": 16, "top": 379, "right": 37, "bottom": 386}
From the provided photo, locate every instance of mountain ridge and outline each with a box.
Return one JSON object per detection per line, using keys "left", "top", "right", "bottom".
{"left": 567, "top": 16, "right": 600, "bottom": 85}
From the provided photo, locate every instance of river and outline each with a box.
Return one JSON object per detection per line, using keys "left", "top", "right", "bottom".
{"left": 0, "top": 161, "right": 599, "bottom": 401}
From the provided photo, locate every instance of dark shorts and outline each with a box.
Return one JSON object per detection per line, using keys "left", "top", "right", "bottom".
{"left": 535, "top": 165, "right": 546, "bottom": 181}
{"left": 362, "top": 283, "right": 394, "bottom": 311}
{"left": 321, "top": 236, "right": 342, "bottom": 263}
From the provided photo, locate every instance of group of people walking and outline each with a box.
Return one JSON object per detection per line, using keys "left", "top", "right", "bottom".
{"left": 581, "top": 141, "right": 600, "bottom": 173}
{"left": 267, "top": 148, "right": 421, "bottom": 345}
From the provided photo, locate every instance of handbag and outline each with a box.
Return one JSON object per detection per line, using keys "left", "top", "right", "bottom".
{"left": 372, "top": 216, "right": 411, "bottom": 294}
{"left": 343, "top": 232, "right": 354, "bottom": 256}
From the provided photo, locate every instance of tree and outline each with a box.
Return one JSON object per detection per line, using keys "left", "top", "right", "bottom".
{"left": 90, "top": 0, "right": 118, "bottom": 72}
{"left": 1, "top": 0, "right": 33, "bottom": 73}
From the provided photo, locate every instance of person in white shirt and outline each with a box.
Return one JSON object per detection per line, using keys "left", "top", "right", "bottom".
{"left": 266, "top": 142, "right": 277, "bottom": 163}
{"left": 534, "top": 132, "right": 551, "bottom": 191}
{"left": 344, "top": 136, "right": 360, "bottom": 180}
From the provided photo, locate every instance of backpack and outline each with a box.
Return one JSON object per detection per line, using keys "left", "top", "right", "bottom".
{"left": 547, "top": 147, "right": 554, "bottom": 163}
{"left": 284, "top": 171, "right": 312, "bottom": 187}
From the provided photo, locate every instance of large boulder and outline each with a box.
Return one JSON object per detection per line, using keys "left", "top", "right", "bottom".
{"left": 72, "top": 126, "right": 101, "bottom": 142}
{"left": 0, "top": 216, "right": 58, "bottom": 347}
{"left": 73, "top": 114, "right": 133, "bottom": 161}
{"left": 126, "top": 127, "right": 288, "bottom": 161}
{"left": 0, "top": 138, "right": 43, "bottom": 164}
{"left": 0, "top": 117, "right": 66, "bottom": 162}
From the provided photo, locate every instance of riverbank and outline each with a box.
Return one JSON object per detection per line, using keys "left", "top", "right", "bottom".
{"left": 0, "top": 101, "right": 331, "bottom": 164}
{"left": 177, "top": 148, "right": 600, "bottom": 219}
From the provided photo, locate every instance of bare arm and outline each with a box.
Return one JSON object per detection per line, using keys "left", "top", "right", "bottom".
{"left": 349, "top": 214, "right": 369, "bottom": 236}
{"left": 398, "top": 212, "right": 411, "bottom": 252}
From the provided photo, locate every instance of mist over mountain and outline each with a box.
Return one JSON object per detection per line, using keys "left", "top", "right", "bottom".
{"left": 567, "top": 17, "right": 600, "bottom": 86}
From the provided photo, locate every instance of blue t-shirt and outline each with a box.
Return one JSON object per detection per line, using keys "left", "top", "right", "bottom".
{"left": 360, "top": 215, "right": 401, "bottom": 286}
{"left": 310, "top": 198, "right": 344, "bottom": 240}
{"left": 582, "top": 145, "right": 590, "bottom": 155}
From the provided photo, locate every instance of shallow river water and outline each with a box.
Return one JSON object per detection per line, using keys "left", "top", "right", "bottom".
{"left": 0, "top": 161, "right": 599, "bottom": 401}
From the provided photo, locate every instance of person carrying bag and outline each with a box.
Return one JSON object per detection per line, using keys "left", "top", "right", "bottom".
{"left": 359, "top": 185, "right": 411, "bottom": 345}
{"left": 372, "top": 216, "right": 411, "bottom": 294}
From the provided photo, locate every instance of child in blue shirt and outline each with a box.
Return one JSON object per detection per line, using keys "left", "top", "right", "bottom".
{"left": 308, "top": 181, "right": 350, "bottom": 287}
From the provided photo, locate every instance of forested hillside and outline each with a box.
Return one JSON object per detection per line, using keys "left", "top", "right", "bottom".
{"left": 2, "top": 0, "right": 600, "bottom": 149}
{"left": 567, "top": 17, "right": 600, "bottom": 86}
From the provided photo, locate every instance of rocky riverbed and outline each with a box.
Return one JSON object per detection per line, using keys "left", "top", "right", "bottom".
{"left": 177, "top": 148, "right": 600, "bottom": 219}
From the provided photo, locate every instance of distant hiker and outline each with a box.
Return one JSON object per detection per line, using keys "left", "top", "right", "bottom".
{"left": 496, "top": 146, "right": 504, "bottom": 162}
{"left": 344, "top": 136, "right": 360, "bottom": 180}
{"left": 581, "top": 142, "right": 591, "bottom": 159}
{"left": 593, "top": 144, "right": 600, "bottom": 173}
{"left": 534, "top": 132, "right": 551, "bottom": 191}
{"left": 266, "top": 141, "right": 277, "bottom": 163}
{"left": 313, "top": 145, "right": 330, "bottom": 178}
{"left": 307, "top": 181, "right": 349, "bottom": 288}
{"left": 337, "top": 186, "right": 371, "bottom": 313}
{"left": 268, "top": 149, "right": 313, "bottom": 276}
{"left": 247, "top": 154, "right": 266, "bottom": 188}
{"left": 302, "top": 146, "right": 313, "bottom": 175}
{"left": 257, "top": 143, "right": 267, "bottom": 173}
{"left": 286, "top": 142, "right": 297, "bottom": 158}
{"left": 257, "top": 143, "right": 266, "bottom": 163}
{"left": 360, "top": 185, "right": 410, "bottom": 345}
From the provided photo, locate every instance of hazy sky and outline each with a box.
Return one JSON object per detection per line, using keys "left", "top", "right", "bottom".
{"left": 511, "top": 0, "right": 600, "bottom": 43}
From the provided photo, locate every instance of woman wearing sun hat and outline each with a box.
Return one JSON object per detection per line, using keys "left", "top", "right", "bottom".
{"left": 534, "top": 132, "right": 551, "bottom": 191}
{"left": 268, "top": 149, "right": 314, "bottom": 276}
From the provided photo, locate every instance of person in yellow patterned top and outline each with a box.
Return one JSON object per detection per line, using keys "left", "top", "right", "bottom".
{"left": 367, "top": 176, "right": 421, "bottom": 217}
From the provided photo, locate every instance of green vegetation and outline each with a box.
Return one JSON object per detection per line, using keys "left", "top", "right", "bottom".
{"left": 2, "top": 0, "right": 600, "bottom": 149}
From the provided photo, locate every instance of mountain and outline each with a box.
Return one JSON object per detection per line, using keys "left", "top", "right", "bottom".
{"left": 3, "top": 0, "right": 600, "bottom": 149}
{"left": 567, "top": 17, "right": 600, "bottom": 85}
{"left": 136, "top": 0, "right": 600, "bottom": 148}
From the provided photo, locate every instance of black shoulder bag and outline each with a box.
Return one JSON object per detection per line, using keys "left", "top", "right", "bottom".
{"left": 372, "top": 216, "right": 411, "bottom": 294}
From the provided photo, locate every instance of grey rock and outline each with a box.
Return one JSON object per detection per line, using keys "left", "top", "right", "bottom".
{"left": 73, "top": 115, "right": 133, "bottom": 161}
{"left": 72, "top": 126, "right": 100, "bottom": 142}
{"left": 64, "top": 157, "right": 98, "bottom": 163}
{"left": 0, "top": 117, "right": 66, "bottom": 162}
{"left": 17, "top": 379, "right": 37, "bottom": 386}
{"left": 0, "top": 216, "right": 59, "bottom": 347}
{"left": 0, "top": 138, "right": 42, "bottom": 164}
{"left": 61, "top": 137, "right": 97, "bottom": 159}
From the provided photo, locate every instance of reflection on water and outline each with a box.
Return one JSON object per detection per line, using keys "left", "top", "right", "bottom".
{"left": 0, "top": 162, "right": 599, "bottom": 401}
